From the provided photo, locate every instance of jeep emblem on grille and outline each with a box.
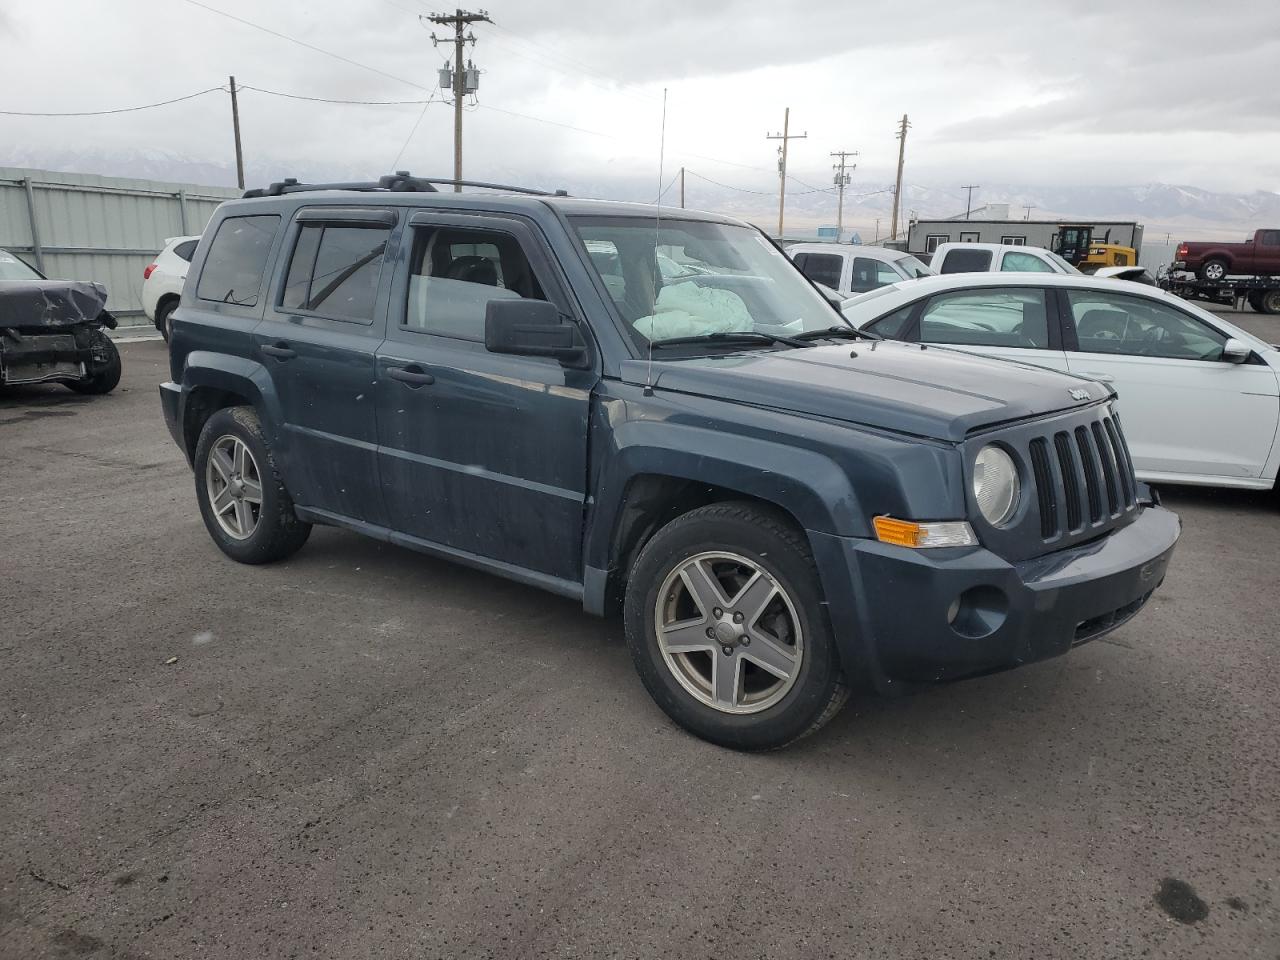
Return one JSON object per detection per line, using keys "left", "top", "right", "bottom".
{"left": 1069, "top": 388, "right": 1090, "bottom": 401}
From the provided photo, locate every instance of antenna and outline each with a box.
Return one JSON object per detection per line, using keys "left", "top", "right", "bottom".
{"left": 644, "top": 87, "right": 668, "bottom": 397}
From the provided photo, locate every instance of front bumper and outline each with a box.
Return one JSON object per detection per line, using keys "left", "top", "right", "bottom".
{"left": 810, "top": 504, "right": 1180, "bottom": 691}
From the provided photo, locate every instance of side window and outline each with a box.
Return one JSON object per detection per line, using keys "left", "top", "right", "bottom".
{"left": 1000, "top": 251, "right": 1053, "bottom": 273}
{"left": 404, "top": 226, "right": 544, "bottom": 341}
{"left": 1000, "top": 236, "right": 1026, "bottom": 246}
{"left": 959, "top": 231, "right": 980, "bottom": 243}
{"left": 925, "top": 234, "right": 948, "bottom": 254}
{"left": 939, "top": 249, "right": 993, "bottom": 273}
{"left": 1066, "top": 290, "right": 1228, "bottom": 361}
{"left": 920, "top": 288, "right": 1049, "bottom": 348}
{"left": 864, "top": 303, "right": 916, "bottom": 340}
{"left": 196, "top": 215, "right": 280, "bottom": 306}
{"left": 850, "top": 257, "right": 900, "bottom": 293}
{"left": 280, "top": 223, "right": 390, "bottom": 323}
{"left": 797, "top": 253, "right": 842, "bottom": 289}
{"left": 1261, "top": 230, "right": 1280, "bottom": 247}
{"left": 173, "top": 239, "right": 199, "bottom": 262}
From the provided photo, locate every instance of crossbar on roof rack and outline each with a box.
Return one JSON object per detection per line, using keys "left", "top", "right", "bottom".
{"left": 242, "top": 171, "right": 569, "bottom": 199}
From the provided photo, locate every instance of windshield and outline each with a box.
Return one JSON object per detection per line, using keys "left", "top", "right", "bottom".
{"left": 571, "top": 216, "right": 847, "bottom": 348}
{"left": 0, "top": 250, "right": 41, "bottom": 281}
{"left": 892, "top": 253, "right": 933, "bottom": 279}
{"left": 1047, "top": 251, "right": 1083, "bottom": 275}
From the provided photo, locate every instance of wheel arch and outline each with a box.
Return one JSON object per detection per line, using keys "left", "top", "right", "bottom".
{"left": 583, "top": 424, "right": 869, "bottom": 618}
{"left": 179, "top": 354, "right": 284, "bottom": 462}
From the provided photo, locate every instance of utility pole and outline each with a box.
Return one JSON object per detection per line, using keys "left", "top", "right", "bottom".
{"left": 962, "top": 184, "right": 980, "bottom": 219}
{"left": 766, "top": 108, "right": 806, "bottom": 238}
{"left": 679, "top": 166, "right": 685, "bottom": 209}
{"left": 1024, "top": 204, "right": 1035, "bottom": 221}
{"left": 874, "top": 218, "right": 881, "bottom": 243}
{"left": 228, "top": 75, "right": 244, "bottom": 190}
{"left": 428, "top": 8, "right": 492, "bottom": 191}
{"left": 831, "top": 149, "right": 858, "bottom": 239}
{"left": 889, "top": 113, "right": 910, "bottom": 241}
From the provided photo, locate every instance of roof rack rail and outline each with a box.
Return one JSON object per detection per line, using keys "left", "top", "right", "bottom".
{"left": 242, "top": 171, "right": 569, "bottom": 199}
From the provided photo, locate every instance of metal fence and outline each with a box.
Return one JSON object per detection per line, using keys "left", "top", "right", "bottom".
{"left": 0, "top": 167, "right": 241, "bottom": 323}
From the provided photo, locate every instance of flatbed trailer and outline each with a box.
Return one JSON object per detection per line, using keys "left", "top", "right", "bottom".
{"left": 1161, "top": 273, "right": 1280, "bottom": 315}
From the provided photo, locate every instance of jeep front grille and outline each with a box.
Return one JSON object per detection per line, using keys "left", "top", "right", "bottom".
{"left": 1028, "top": 411, "right": 1137, "bottom": 541}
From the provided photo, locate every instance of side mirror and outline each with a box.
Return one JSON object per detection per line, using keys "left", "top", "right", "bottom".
{"left": 1221, "top": 338, "right": 1251, "bottom": 364}
{"left": 484, "top": 298, "right": 585, "bottom": 365}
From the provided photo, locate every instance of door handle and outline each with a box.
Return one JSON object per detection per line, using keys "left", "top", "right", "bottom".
{"left": 386, "top": 364, "right": 435, "bottom": 387}
{"left": 261, "top": 342, "right": 297, "bottom": 360}
{"left": 1082, "top": 372, "right": 1115, "bottom": 382}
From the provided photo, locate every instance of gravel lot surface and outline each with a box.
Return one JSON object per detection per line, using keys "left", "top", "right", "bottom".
{"left": 1, "top": 335, "right": 1276, "bottom": 959}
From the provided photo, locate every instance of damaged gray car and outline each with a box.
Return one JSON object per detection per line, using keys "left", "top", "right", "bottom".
{"left": 0, "top": 249, "right": 121, "bottom": 394}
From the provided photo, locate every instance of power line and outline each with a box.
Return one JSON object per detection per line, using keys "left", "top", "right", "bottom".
{"left": 0, "top": 86, "right": 226, "bottom": 117}
{"left": 180, "top": 0, "right": 431, "bottom": 92}
{"left": 238, "top": 84, "right": 432, "bottom": 106}
{"left": 392, "top": 91, "right": 442, "bottom": 168}
{"left": 684, "top": 170, "right": 773, "bottom": 195}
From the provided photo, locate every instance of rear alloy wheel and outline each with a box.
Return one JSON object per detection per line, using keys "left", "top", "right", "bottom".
{"left": 206, "top": 434, "right": 264, "bottom": 541}
{"left": 193, "top": 406, "right": 311, "bottom": 564}
{"left": 1199, "top": 259, "right": 1228, "bottom": 282}
{"left": 625, "top": 502, "right": 848, "bottom": 750}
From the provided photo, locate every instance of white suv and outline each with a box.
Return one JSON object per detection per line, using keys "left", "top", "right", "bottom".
{"left": 142, "top": 235, "right": 200, "bottom": 340}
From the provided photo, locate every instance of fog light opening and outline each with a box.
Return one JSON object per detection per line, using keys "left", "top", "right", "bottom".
{"left": 948, "top": 585, "right": 1009, "bottom": 639}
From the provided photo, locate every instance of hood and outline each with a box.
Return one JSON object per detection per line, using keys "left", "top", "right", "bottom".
{"left": 622, "top": 340, "right": 1111, "bottom": 442}
{"left": 0, "top": 280, "right": 115, "bottom": 330}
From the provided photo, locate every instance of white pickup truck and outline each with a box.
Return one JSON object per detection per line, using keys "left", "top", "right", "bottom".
{"left": 931, "top": 242, "right": 1079, "bottom": 276}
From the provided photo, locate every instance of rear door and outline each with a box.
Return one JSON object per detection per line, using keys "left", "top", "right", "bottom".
{"left": 374, "top": 210, "right": 595, "bottom": 582}
{"left": 1059, "top": 287, "right": 1280, "bottom": 480}
{"left": 253, "top": 206, "right": 397, "bottom": 524}
{"left": 908, "top": 286, "right": 1070, "bottom": 373}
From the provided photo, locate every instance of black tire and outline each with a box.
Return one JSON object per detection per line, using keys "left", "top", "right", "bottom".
{"left": 193, "top": 405, "right": 311, "bottom": 564}
{"left": 156, "top": 299, "right": 177, "bottom": 342}
{"left": 1198, "top": 258, "right": 1228, "bottom": 282}
{"left": 1259, "top": 289, "right": 1280, "bottom": 316}
{"left": 65, "top": 330, "right": 121, "bottom": 395}
{"left": 624, "top": 501, "right": 848, "bottom": 750}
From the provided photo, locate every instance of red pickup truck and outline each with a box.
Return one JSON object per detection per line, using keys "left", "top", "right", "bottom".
{"left": 1176, "top": 228, "right": 1280, "bottom": 280}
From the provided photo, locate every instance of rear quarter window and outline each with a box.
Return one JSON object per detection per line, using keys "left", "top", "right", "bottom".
{"left": 173, "top": 239, "right": 198, "bottom": 262}
{"left": 196, "top": 215, "right": 280, "bottom": 307}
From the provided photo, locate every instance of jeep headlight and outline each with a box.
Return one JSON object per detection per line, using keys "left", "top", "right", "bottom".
{"left": 973, "top": 445, "right": 1019, "bottom": 527}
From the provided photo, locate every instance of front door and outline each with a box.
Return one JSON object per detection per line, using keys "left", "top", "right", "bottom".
{"left": 911, "top": 286, "right": 1071, "bottom": 374}
{"left": 1059, "top": 288, "right": 1280, "bottom": 480}
{"left": 253, "top": 207, "right": 397, "bottom": 525}
{"left": 375, "top": 210, "right": 595, "bottom": 583}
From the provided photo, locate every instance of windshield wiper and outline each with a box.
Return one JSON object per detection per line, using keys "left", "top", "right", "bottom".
{"left": 793, "top": 325, "right": 879, "bottom": 342}
{"left": 650, "top": 331, "right": 814, "bottom": 350}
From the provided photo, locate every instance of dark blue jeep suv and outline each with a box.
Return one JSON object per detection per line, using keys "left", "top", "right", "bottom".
{"left": 159, "top": 174, "right": 1179, "bottom": 749}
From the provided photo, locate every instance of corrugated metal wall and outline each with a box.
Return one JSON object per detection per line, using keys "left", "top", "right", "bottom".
{"left": 0, "top": 167, "right": 241, "bottom": 323}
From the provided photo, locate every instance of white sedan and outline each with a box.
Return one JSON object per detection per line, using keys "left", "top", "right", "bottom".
{"left": 841, "top": 273, "right": 1280, "bottom": 490}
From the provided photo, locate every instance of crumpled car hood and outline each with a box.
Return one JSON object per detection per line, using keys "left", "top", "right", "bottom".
{"left": 0, "top": 280, "right": 116, "bottom": 330}
{"left": 621, "top": 339, "right": 1112, "bottom": 443}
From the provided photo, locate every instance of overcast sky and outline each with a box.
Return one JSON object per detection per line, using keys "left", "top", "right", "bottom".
{"left": 2, "top": 0, "right": 1278, "bottom": 202}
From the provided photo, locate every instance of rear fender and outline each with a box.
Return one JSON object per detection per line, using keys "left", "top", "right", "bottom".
{"left": 180, "top": 352, "right": 296, "bottom": 482}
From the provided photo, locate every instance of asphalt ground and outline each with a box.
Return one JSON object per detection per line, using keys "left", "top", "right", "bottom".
{"left": 1, "top": 333, "right": 1277, "bottom": 960}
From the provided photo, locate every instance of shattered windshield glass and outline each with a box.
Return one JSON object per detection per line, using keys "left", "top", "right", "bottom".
{"left": 571, "top": 216, "right": 847, "bottom": 349}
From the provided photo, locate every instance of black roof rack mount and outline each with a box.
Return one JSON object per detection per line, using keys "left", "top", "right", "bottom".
{"left": 242, "top": 171, "right": 569, "bottom": 199}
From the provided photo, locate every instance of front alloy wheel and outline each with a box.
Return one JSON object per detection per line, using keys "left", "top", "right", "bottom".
{"left": 624, "top": 501, "right": 848, "bottom": 750}
{"left": 205, "top": 434, "right": 264, "bottom": 540}
{"left": 656, "top": 552, "right": 802, "bottom": 714}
